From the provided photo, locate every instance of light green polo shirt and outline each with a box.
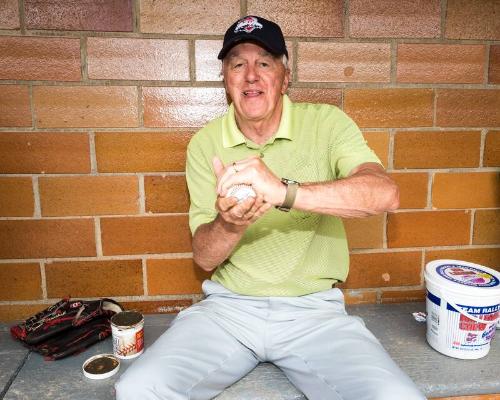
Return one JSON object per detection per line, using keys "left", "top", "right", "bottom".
{"left": 186, "top": 95, "right": 381, "bottom": 296}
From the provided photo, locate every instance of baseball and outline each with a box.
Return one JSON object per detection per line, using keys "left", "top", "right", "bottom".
{"left": 226, "top": 184, "right": 256, "bottom": 203}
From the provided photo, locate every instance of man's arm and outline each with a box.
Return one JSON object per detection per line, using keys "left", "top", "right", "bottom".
{"left": 217, "top": 157, "right": 399, "bottom": 218}
{"left": 293, "top": 162, "right": 399, "bottom": 218}
{"left": 192, "top": 158, "right": 271, "bottom": 272}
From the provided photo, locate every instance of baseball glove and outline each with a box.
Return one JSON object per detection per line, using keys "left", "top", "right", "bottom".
{"left": 11, "top": 298, "right": 123, "bottom": 360}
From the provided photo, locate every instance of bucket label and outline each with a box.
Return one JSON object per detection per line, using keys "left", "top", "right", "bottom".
{"left": 436, "top": 264, "right": 499, "bottom": 287}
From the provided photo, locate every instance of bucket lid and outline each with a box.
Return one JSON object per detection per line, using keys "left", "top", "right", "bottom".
{"left": 82, "top": 354, "right": 120, "bottom": 380}
{"left": 425, "top": 259, "right": 500, "bottom": 296}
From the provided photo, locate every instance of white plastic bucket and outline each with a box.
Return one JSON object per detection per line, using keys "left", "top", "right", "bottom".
{"left": 111, "top": 311, "right": 145, "bottom": 359}
{"left": 424, "top": 260, "right": 500, "bottom": 359}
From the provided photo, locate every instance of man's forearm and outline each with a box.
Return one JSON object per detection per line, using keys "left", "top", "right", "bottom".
{"left": 192, "top": 214, "right": 246, "bottom": 271}
{"left": 293, "top": 167, "right": 399, "bottom": 218}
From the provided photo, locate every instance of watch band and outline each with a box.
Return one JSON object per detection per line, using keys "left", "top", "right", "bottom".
{"left": 277, "top": 178, "right": 299, "bottom": 212}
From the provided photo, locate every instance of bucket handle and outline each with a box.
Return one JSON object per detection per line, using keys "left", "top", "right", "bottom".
{"left": 442, "top": 290, "right": 499, "bottom": 325}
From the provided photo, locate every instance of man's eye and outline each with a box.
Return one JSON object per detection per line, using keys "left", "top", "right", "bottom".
{"left": 233, "top": 63, "right": 243, "bottom": 69}
{"left": 260, "top": 62, "right": 269, "bottom": 67}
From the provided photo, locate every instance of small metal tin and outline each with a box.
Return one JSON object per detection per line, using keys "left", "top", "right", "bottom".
{"left": 111, "top": 311, "right": 145, "bottom": 359}
{"left": 82, "top": 354, "right": 120, "bottom": 380}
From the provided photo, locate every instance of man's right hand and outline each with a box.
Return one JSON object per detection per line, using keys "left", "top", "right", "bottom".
{"left": 216, "top": 193, "right": 271, "bottom": 226}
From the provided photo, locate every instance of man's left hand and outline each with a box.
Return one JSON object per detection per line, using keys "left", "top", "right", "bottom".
{"left": 213, "top": 156, "right": 286, "bottom": 206}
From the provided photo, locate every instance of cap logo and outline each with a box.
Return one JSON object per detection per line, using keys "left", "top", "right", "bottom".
{"left": 234, "top": 16, "right": 263, "bottom": 33}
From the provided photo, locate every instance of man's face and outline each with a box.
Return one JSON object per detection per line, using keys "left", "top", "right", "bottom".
{"left": 222, "top": 42, "right": 290, "bottom": 127}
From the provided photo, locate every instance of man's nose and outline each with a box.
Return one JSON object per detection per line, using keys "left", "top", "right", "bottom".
{"left": 245, "top": 64, "right": 259, "bottom": 83}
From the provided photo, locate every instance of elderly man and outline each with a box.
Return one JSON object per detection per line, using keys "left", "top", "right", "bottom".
{"left": 116, "top": 16, "right": 425, "bottom": 400}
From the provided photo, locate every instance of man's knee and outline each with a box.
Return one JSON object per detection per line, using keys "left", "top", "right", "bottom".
{"left": 115, "top": 367, "right": 187, "bottom": 400}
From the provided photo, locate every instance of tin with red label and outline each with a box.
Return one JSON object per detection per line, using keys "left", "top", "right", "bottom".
{"left": 111, "top": 311, "right": 145, "bottom": 359}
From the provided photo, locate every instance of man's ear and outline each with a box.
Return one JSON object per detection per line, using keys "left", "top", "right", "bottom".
{"left": 281, "top": 68, "right": 291, "bottom": 94}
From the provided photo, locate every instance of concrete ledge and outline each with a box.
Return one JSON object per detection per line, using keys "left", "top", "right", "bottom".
{"left": 1, "top": 303, "right": 499, "bottom": 400}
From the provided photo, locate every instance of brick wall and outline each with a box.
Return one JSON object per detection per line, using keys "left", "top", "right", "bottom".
{"left": 0, "top": 0, "right": 499, "bottom": 321}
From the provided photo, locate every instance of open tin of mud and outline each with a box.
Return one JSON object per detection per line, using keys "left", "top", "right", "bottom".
{"left": 82, "top": 353, "right": 120, "bottom": 380}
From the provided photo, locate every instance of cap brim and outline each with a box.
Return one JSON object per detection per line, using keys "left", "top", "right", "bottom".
{"left": 217, "top": 35, "right": 286, "bottom": 60}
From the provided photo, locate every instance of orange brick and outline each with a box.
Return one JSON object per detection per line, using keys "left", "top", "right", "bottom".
{"left": 95, "top": 132, "right": 191, "bottom": 173}
{"left": 484, "top": 130, "right": 500, "bottom": 167}
{"left": 0, "top": 304, "right": 47, "bottom": 322}
{"left": 46, "top": 260, "right": 143, "bottom": 298}
{"left": 436, "top": 90, "right": 500, "bottom": 127}
{"left": 393, "top": 131, "right": 481, "bottom": 169}
{"left": 87, "top": 38, "right": 189, "bottom": 81}
{"left": 0, "top": 85, "right": 31, "bottom": 127}
{"left": 287, "top": 88, "right": 341, "bottom": 107}
{"left": 489, "top": 46, "right": 500, "bottom": 84}
{"left": 0, "top": 219, "right": 96, "bottom": 259}
{"left": 397, "top": 44, "right": 485, "bottom": 84}
{"left": 344, "top": 89, "right": 433, "bottom": 128}
{"left": 145, "top": 175, "right": 189, "bottom": 213}
{"left": 389, "top": 173, "right": 428, "bottom": 209}
{"left": 0, "top": 0, "right": 19, "bottom": 29}
{"left": 362, "top": 131, "right": 389, "bottom": 167}
{"left": 39, "top": 176, "right": 139, "bottom": 216}
{"left": 298, "top": 42, "right": 390, "bottom": 83}
{"left": 473, "top": 210, "right": 500, "bottom": 245}
{"left": 343, "top": 290, "right": 377, "bottom": 305}
{"left": 387, "top": 211, "right": 470, "bottom": 248}
{"left": 344, "top": 214, "right": 384, "bottom": 250}
{"left": 445, "top": 0, "right": 500, "bottom": 40}
{"left": 195, "top": 40, "right": 223, "bottom": 82}
{"left": 426, "top": 248, "right": 500, "bottom": 271}
{"left": 349, "top": 0, "right": 441, "bottom": 38}
{"left": 147, "top": 258, "right": 211, "bottom": 295}
{"left": 100, "top": 215, "right": 192, "bottom": 256}
{"left": 432, "top": 172, "right": 499, "bottom": 209}
{"left": 0, "top": 132, "right": 90, "bottom": 173}
{"left": 143, "top": 87, "right": 227, "bottom": 128}
{"left": 33, "top": 86, "right": 138, "bottom": 128}
{"left": 0, "top": 263, "right": 42, "bottom": 301}
{"left": 340, "top": 251, "right": 422, "bottom": 288}
{"left": 25, "top": 0, "right": 133, "bottom": 31}
{"left": 248, "top": 0, "right": 343, "bottom": 37}
{"left": 381, "top": 289, "right": 426, "bottom": 303}
{"left": 120, "top": 299, "right": 192, "bottom": 314}
{"left": 140, "top": 0, "right": 239, "bottom": 34}
{"left": 0, "top": 37, "right": 81, "bottom": 81}
{"left": 0, "top": 177, "right": 34, "bottom": 217}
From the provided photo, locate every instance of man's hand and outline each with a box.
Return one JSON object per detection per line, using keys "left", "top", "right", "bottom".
{"left": 213, "top": 157, "right": 272, "bottom": 225}
{"left": 213, "top": 156, "right": 286, "bottom": 207}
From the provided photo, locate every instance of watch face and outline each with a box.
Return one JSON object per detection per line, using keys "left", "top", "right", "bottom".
{"left": 281, "top": 178, "right": 299, "bottom": 185}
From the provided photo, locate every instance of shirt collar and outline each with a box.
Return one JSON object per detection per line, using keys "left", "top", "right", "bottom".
{"left": 222, "top": 94, "right": 293, "bottom": 148}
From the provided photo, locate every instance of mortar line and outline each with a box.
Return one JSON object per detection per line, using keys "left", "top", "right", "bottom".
{"left": 343, "top": 0, "right": 350, "bottom": 39}
{"left": 240, "top": 0, "right": 247, "bottom": 16}
{"left": 479, "top": 128, "right": 487, "bottom": 167}
{"left": 484, "top": 43, "right": 490, "bottom": 85}
{"left": 440, "top": 0, "right": 447, "bottom": 39}
{"left": 139, "top": 174, "right": 146, "bottom": 213}
{"left": 390, "top": 40, "right": 397, "bottom": 84}
{"left": 28, "top": 84, "right": 35, "bottom": 129}
{"left": 469, "top": 209, "right": 475, "bottom": 245}
{"left": 134, "top": 0, "right": 140, "bottom": 33}
{"left": 388, "top": 129, "right": 395, "bottom": 170}
{"left": 18, "top": 0, "right": 25, "bottom": 35}
{"left": 189, "top": 39, "right": 196, "bottom": 82}
{"left": 32, "top": 176, "right": 41, "bottom": 218}
{"left": 40, "top": 260, "right": 47, "bottom": 299}
{"left": 89, "top": 130, "right": 97, "bottom": 174}
{"left": 427, "top": 171, "right": 433, "bottom": 209}
{"left": 81, "top": 36, "right": 88, "bottom": 81}
{"left": 94, "top": 217, "right": 103, "bottom": 257}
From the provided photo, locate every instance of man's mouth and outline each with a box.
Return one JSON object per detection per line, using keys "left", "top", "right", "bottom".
{"left": 243, "top": 90, "right": 263, "bottom": 97}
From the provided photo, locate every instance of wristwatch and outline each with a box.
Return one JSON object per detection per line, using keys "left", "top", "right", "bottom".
{"left": 276, "top": 178, "right": 300, "bottom": 212}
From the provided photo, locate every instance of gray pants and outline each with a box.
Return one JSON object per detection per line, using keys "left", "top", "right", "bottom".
{"left": 115, "top": 280, "right": 425, "bottom": 400}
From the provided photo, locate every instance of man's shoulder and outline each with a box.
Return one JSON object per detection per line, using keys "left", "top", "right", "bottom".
{"left": 289, "top": 100, "right": 346, "bottom": 119}
{"left": 188, "top": 114, "right": 225, "bottom": 149}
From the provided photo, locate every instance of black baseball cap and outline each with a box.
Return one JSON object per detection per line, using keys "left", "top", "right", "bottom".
{"left": 218, "top": 16, "right": 288, "bottom": 60}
